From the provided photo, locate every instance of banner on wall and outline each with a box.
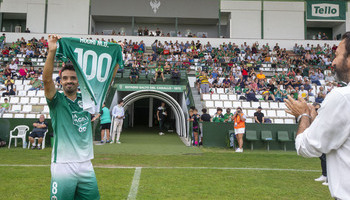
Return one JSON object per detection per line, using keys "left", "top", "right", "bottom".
{"left": 307, "top": 1, "right": 346, "bottom": 21}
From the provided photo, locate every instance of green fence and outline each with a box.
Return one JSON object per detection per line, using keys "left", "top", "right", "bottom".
{"left": 0, "top": 118, "right": 53, "bottom": 147}
{"left": 202, "top": 122, "right": 298, "bottom": 151}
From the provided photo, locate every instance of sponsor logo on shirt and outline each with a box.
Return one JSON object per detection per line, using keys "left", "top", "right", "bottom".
{"left": 72, "top": 111, "right": 89, "bottom": 133}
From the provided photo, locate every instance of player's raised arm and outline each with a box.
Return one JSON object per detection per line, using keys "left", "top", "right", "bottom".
{"left": 43, "top": 34, "right": 61, "bottom": 100}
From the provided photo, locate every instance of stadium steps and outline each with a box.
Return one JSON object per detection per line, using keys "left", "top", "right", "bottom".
{"left": 190, "top": 87, "right": 203, "bottom": 111}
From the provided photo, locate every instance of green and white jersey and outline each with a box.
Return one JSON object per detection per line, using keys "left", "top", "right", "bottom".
{"left": 47, "top": 91, "right": 93, "bottom": 163}
{"left": 56, "top": 37, "right": 123, "bottom": 114}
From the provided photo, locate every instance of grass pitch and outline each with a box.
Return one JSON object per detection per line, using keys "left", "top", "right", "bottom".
{"left": 0, "top": 128, "right": 332, "bottom": 200}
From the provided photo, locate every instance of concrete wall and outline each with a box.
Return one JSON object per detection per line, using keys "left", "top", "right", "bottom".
{"left": 346, "top": 3, "right": 350, "bottom": 32}
{"left": 333, "top": 23, "right": 346, "bottom": 40}
{"left": 27, "top": 0, "right": 46, "bottom": 33}
{"left": 0, "top": 0, "right": 29, "bottom": 13}
{"left": 0, "top": 0, "right": 46, "bottom": 33}
{"left": 221, "top": 1, "right": 261, "bottom": 39}
{"left": 263, "top": 1, "right": 305, "bottom": 40}
{"left": 46, "top": 0, "right": 89, "bottom": 34}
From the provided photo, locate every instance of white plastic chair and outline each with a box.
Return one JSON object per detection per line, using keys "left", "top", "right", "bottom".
{"left": 28, "top": 129, "right": 48, "bottom": 149}
{"left": 8, "top": 125, "right": 29, "bottom": 148}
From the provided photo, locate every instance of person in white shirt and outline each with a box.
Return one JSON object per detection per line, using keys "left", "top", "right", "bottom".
{"left": 285, "top": 32, "right": 350, "bottom": 200}
{"left": 298, "top": 85, "right": 309, "bottom": 100}
{"left": 111, "top": 100, "right": 125, "bottom": 144}
{"left": 9, "top": 61, "right": 18, "bottom": 78}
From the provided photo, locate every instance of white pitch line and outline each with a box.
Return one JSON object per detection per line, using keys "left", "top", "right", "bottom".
{"left": 127, "top": 167, "right": 142, "bottom": 200}
{"left": 0, "top": 164, "right": 321, "bottom": 172}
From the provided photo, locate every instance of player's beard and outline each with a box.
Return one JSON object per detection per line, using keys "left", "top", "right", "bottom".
{"left": 335, "top": 56, "right": 350, "bottom": 83}
{"left": 63, "top": 83, "right": 78, "bottom": 95}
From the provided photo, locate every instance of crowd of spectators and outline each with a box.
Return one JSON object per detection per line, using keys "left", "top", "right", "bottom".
{"left": 0, "top": 34, "right": 340, "bottom": 107}
{"left": 95, "top": 27, "right": 207, "bottom": 38}
{"left": 0, "top": 34, "right": 46, "bottom": 97}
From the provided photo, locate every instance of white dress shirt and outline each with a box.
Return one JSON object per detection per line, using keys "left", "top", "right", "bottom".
{"left": 295, "top": 84, "right": 350, "bottom": 200}
{"left": 112, "top": 105, "right": 125, "bottom": 119}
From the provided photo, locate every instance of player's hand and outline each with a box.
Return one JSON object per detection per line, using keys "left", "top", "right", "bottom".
{"left": 47, "top": 34, "right": 61, "bottom": 52}
{"left": 117, "top": 42, "right": 125, "bottom": 50}
{"left": 284, "top": 95, "right": 309, "bottom": 118}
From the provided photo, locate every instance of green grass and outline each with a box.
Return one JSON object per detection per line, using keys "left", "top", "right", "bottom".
{"left": 0, "top": 129, "right": 332, "bottom": 200}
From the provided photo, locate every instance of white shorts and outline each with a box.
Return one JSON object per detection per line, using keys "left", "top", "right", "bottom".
{"left": 235, "top": 128, "right": 245, "bottom": 135}
{"left": 50, "top": 160, "right": 99, "bottom": 200}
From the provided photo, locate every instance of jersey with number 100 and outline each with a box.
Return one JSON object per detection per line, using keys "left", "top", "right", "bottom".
{"left": 56, "top": 37, "right": 123, "bottom": 114}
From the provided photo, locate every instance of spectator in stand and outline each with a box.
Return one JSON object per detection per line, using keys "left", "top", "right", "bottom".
{"left": 129, "top": 64, "right": 139, "bottom": 84}
{"left": 200, "top": 108, "right": 211, "bottom": 122}
{"left": 316, "top": 69, "right": 325, "bottom": 81}
{"left": 0, "top": 75, "right": 5, "bottom": 90}
{"left": 2, "top": 47, "right": 9, "bottom": 57}
{"left": 325, "top": 72, "right": 335, "bottom": 82}
{"left": 9, "top": 61, "right": 18, "bottom": 78}
{"left": 222, "top": 75, "right": 231, "bottom": 90}
{"left": 26, "top": 66, "right": 36, "bottom": 78}
{"left": 23, "top": 55, "right": 32, "bottom": 66}
{"left": 4, "top": 75, "right": 14, "bottom": 91}
{"left": 233, "top": 107, "right": 246, "bottom": 153}
{"left": 274, "top": 84, "right": 286, "bottom": 102}
{"left": 28, "top": 114, "right": 48, "bottom": 150}
{"left": 212, "top": 76, "right": 222, "bottom": 88}
{"left": 299, "top": 85, "right": 309, "bottom": 100}
{"left": 154, "top": 65, "right": 165, "bottom": 82}
{"left": 245, "top": 85, "right": 259, "bottom": 102}
{"left": 25, "top": 28, "right": 30, "bottom": 33}
{"left": 224, "top": 108, "right": 233, "bottom": 122}
{"left": 28, "top": 74, "right": 42, "bottom": 91}
{"left": 254, "top": 106, "right": 264, "bottom": 124}
{"left": 212, "top": 107, "right": 224, "bottom": 122}
{"left": 156, "top": 28, "right": 161, "bottom": 36}
{"left": 137, "top": 27, "right": 143, "bottom": 36}
{"left": 257, "top": 70, "right": 266, "bottom": 80}
{"left": 316, "top": 86, "right": 327, "bottom": 103}
{"left": 0, "top": 98, "right": 9, "bottom": 117}
{"left": 171, "top": 67, "right": 181, "bottom": 85}
{"left": 163, "top": 62, "right": 171, "bottom": 74}
{"left": 18, "top": 65, "right": 28, "bottom": 82}
{"left": 199, "top": 71, "right": 210, "bottom": 95}
{"left": 310, "top": 71, "right": 321, "bottom": 86}
{"left": 264, "top": 80, "right": 276, "bottom": 101}
{"left": 143, "top": 27, "right": 149, "bottom": 36}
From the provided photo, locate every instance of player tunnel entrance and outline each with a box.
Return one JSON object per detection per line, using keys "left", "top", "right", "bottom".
{"left": 120, "top": 90, "right": 187, "bottom": 138}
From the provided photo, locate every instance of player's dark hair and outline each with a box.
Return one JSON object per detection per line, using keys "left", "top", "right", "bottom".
{"left": 217, "top": 107, "right": 222, "bottom": 112}
{"left": 342, "top": 32, "right": 350, "bottom": 57}
{"left": 60, "top": 63, "right": 75, "bottom": 76}
{"left": 202, "top": 108, "right": 207, "bottom": 113}
{"left": 118, "top": 100, "right": 124, "bottom": 104}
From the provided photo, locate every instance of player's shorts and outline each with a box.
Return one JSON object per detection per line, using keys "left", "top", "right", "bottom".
{"left": 29, "top": 131, "right": 45, "bottom": 138}
{"left": 50, "top": 160, "right": 100, "bottom": 200}
{"left": 234, "top": 128, "right": 245, "bottom": 135}
{"left": 100, "top": 123, "right": 111, "bottom": 130}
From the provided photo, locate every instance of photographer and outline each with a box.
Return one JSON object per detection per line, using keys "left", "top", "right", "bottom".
{"left": 232, "top": 107, "right": 246, "bottom": 153}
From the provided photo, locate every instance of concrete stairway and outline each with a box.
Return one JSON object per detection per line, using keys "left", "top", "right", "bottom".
{"left": 191, "top": 87, "right": 203, "bottom": 111}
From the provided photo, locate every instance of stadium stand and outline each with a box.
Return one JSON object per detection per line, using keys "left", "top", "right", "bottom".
{"left": 0, "top": 36, "right": 339, "bottom": 125}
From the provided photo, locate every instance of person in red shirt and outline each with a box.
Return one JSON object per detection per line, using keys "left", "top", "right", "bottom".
{"left": 2, "top": 47, "right": 9, "bottom": 57}
{"left": 242, "top": 65, "right": 249, "bottom": 81}
{"left": 18, "top": 65, "right": 28, "bottom": 82}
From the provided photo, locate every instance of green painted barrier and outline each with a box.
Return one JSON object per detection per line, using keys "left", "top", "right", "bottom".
{"left": 202, "top": 122, "right": 298, "bottom": 151}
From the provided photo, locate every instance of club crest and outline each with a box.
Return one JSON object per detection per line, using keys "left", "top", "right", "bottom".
{"left": 150, "top": 0, "right": 161, "bottom": 14}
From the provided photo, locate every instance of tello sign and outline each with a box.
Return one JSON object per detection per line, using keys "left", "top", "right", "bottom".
{"left": 312, "top": 4, "right": 339, "bottom": 17}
